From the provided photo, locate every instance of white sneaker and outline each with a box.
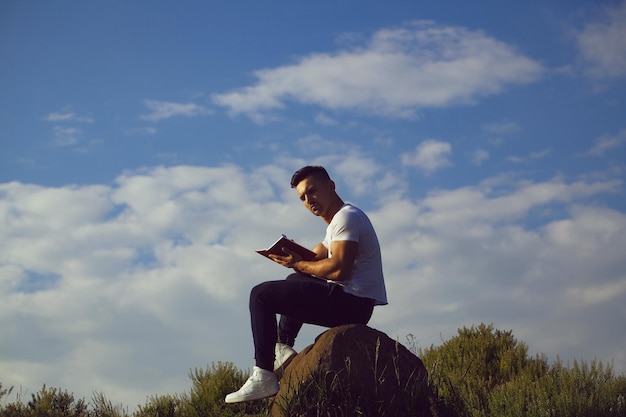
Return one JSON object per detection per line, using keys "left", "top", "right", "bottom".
{"left": 274, "top": 343, "right": 297, "bottom": 371}
{"left": 224, "top": 366, "right": 279, "bottom": 403}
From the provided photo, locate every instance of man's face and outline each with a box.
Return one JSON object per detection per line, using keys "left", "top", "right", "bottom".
{"left": 295, "top": 176, "right": 335, "bottom": 217}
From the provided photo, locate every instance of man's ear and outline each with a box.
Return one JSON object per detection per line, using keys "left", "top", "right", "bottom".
{"left": 328, "top": 180, "right": 336, "bottom": 191}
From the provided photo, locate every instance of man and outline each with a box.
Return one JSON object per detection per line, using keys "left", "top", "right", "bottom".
{"left": 225, "top": 165, "right": 387, "bottom": 403}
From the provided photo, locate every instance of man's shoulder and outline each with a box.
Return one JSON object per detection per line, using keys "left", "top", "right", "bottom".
{"left": 333, "top": 204, "right": 371, "bottom": 227}
{"left": 340, "top": 203, "right": 365, "bottom": 215}
{"left": 334, "top": 204, "right": 359, "bottom": 220}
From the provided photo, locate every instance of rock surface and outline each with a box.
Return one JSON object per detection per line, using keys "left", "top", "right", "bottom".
{"left": 270, "top": 324, "right": 435, "bottom": 417}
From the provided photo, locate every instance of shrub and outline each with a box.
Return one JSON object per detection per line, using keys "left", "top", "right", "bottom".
{"left": 489, "top": 357, "right": 626, "bottom": 417}
{"left": 419, "top": 323, "right": 626, "bottom": 417}
{"left": 90, "top": 392, "right": 129, "bottom": 417}
{"left": 182, "top": 361, "right": 266, "bottom": 417}
{"left": 134, "top": 394, "right": 181, "bottom": 417}
{"left": 419, "top": 323, "right": 529, "bottom": 416}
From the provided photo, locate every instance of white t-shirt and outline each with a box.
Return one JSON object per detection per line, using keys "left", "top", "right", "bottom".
{"left": 322, "top": 204, "right": 388, "bottom": 306}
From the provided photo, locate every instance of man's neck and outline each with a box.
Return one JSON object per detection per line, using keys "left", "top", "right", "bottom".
{"left": 322, "top": 196, "right": 345, "bottom": 224}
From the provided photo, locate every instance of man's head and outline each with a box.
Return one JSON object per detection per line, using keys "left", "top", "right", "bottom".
{"left": 290, "top": 165, "right": 331, "bottom": 189}
{"left": 291, "top": 166, "right": 343, "bottom": 223}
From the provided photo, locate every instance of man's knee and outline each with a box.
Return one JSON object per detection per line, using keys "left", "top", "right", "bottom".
{"left": 285, "top": 272, "right": 309, "bottom": 282}
{"left": 250, "top": 280, "right": 283, "bottom": 308}
{"left": 250, "top": 281, "right": 271, "bottom": 301}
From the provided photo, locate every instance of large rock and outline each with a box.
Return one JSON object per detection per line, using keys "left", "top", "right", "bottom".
{"left": 270, "top": 324, "right": 435, "bottom": 417}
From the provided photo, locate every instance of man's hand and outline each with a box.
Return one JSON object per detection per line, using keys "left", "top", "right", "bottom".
{"left": 270, "top": 240, "right": 357, "bottom": 281}
{"left": 269, "top": 247, "right": 303, "bottom": 270}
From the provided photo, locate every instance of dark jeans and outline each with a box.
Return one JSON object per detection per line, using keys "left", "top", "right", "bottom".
{"left": 249, "top": 272, "right": 374, "bottom": 371}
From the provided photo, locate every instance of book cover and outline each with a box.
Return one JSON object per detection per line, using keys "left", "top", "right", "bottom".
{"left": 256, "top": 234, "right": 317, "bottom": 261}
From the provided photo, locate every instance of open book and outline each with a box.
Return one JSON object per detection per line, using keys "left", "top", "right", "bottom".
{"left": 256, "top": 234, "right": 317, "bottom": 261}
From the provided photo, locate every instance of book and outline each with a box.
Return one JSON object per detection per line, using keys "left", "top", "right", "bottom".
{"left": 256, "top": 234, "right": 317, "bottom": 261}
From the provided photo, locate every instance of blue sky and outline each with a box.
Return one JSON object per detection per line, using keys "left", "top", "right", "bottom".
{"left": 1, "top": 0, "right": 626, "bottom": 409}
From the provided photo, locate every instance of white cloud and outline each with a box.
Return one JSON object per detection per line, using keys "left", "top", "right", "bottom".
{"left": 586, "top": 128, "right": 626, "bottom": 156}
{"left": 212, "top": 21, "right": 543, "bottom": 122}
{"left": 469, "top": 149, "right": 490, "bottom": 166}
{"left": 1, "top": 158, "right": 625, "bottom": 409}
{"left": 415, "top": 177, "right": 621, "bottom": 229}
{"left": 314, "top": 112, "right": 338, "bottom": 126}
{"left": 564, "top": 278, "right": 626, "bottom": 307}
{"left": 576, "top": 1, "right": 626, "bottom": 79}
{"left": 371, "top": 178, "right": 626, "bottom": 376}
{"left": 401, "top": 139, "right": 452, "bottom": 173}
{"left": 507, "top": 149, "right": 551, "bottom": 163}
{"left": 482, "top": 121, "right": 520, "bottom": 135}
{"left": 43, "top": 107, "right": 94, "bottom": 147}
{"left": 44, "top": 109, "right": 93, "bottom": 123}
{"left": 127, "top": 126, "right": 158, "bottom": 136}
{"left": 51, "top": 126, "right": 81, "bottom": 146}
{"left": 140, "top": 100, "right": 213, "bottom": 122}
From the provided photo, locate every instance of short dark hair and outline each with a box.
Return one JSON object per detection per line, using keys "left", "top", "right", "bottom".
{"left": 291, "top": 166, "right": 331, "bottom": 188}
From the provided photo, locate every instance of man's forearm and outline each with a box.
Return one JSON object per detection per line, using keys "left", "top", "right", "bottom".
{"left": 293, "top": 258, "right": 346, "bottom": 281}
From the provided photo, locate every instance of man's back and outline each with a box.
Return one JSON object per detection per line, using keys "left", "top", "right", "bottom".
{"left": 324, "top": 204, "right": 387, "bottom": 306}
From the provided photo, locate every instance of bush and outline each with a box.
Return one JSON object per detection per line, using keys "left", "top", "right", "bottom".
{"left": 182, "top": 362, "right": 266, "bottom": 417}
{"left": 0, "top": 384, "right": 90, "bottom": 417}
{"left": 419, "top": 323, "right": 529, "bottom": 416}
{"left": 419, "top": 323, "right": 626, "bottom": 417}
{"left": 489, "top": 357, "right": 626, "bottom": 417}
{"left": 134, "top": 394, "right": 181, "bottom": 417}
{"left": 90, "top": 391, "right": 129, "bottom": 417}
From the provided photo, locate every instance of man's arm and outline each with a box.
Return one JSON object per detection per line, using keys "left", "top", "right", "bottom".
{"left": 311, "top": 243, "right": 328, "bottom": 260}
{"left": 271, "top": 240, "right": 357, "bottom": 281}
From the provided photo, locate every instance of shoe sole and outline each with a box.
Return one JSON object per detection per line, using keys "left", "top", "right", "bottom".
{"left": 225, "top": 391, "right": 278, "bottom": 404}
{"left": 225, "top": 384, "right": 280, "bottom": 404}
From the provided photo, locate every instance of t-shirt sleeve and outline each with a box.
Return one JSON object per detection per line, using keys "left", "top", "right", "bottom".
{"left": 331, "top": 209, "right": 360, "bottom": 242}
